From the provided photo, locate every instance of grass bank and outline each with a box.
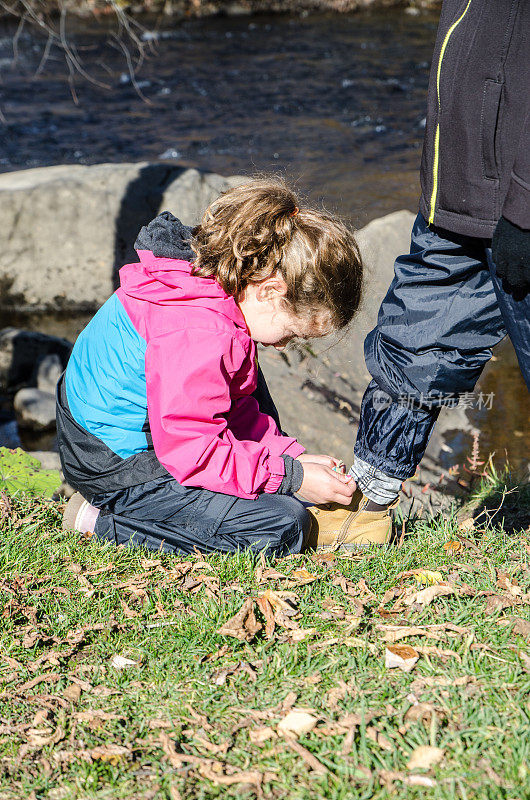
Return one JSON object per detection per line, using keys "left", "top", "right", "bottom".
{"left": 0, "top": 472, "right": 528, "bottom": 799}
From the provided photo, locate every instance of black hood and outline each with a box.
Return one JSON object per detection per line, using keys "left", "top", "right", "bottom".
{"left": 134, "top": 211, "right": 195, "bottom": 261}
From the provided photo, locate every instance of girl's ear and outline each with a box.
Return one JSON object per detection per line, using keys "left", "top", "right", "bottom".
{"left": 255, "top": 273, "right": 288, "bottom": 302}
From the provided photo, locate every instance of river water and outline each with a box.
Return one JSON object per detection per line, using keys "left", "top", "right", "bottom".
{"left": 0, "top": 9, "right": 528, "bottom": 473}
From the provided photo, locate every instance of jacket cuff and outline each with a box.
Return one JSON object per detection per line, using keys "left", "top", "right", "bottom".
{"left": 262, "top": 454, "right": 286, "bottom": 494}
{"left": 280, "top": 440, "right": 306, "bottom": 459}
{"left": 277, "top": 455, "right": 304, "bottom": 495}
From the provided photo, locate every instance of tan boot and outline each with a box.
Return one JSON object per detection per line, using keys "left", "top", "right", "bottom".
{"left": 306, "top": 489, "right": 397, "bottom": 552}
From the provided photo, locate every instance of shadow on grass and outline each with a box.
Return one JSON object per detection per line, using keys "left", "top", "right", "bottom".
{"left": 458, "top": 463, "right": 530, "bottom": 536}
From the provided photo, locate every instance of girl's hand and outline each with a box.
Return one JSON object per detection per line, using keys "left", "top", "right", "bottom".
{"left": 297, "top": 453, "right": 346, "bottom": 472}
{"left": 296, "top": 462, "right": 356, "bottom": 505}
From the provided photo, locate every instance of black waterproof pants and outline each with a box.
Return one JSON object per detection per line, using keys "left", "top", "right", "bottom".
{"left": 92, "top": 475, "right": 310, "bottom": 557}
{"left": 354, "top": 213, "right": 530, "bottom": 481}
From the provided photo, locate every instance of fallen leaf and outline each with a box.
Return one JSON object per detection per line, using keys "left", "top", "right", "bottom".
{"left": 90, "top": 744, "right": 131, "bottom": 765}
{"left": 385, "top": 644, "right": 419, "bottom": 672}
{"left": 414, "top": 645, "right": 461, "bottom": 662}
{"left": 411, "top": 675, "right": 476, "bottom": 690}
{"left": 193, "top": 734, "right": 230, "bottom": 755}
{"left": 148, "top": 718, "right": 172, "bottom": 729}
{"left": 198, "top": 763, "right": 262, "bottom": 790}
{"left": 110, "top": 655, "right": 138, "bottom": 669}
{"left": 284, "top": 738, "right": 327, "bottom": 774}
{"left": 18, "top": 672, "right": 61, "bottom": 693}
{"left": 217, "top": 598, "right": 262, "bottom": 643}
{"left": 277, "top": 710, "right": 318, "bottom": 738}
{"left": 256, "top": 594, "right": 276, "bottom": 639}
{"left": 63, "top": 684, "right": 82, "bottom": 703}
{"left": 26, "top": 725, "right": 65, "bottom": 748}
{"left": 249, "top": 726, "right": 276, "bottom": 745}
{"left": 407, "top": 745, "right": 444, "bottom": 770}
{"left": 405, "top": 702, "right": 436, "bottom": 723}
{"left": 288, "top": 568, "right": 318, "bottom": 586}
{"left": 380, "top": 769, "right": 437, "bottom": 788}
{"left": 366, "top": 726, "right": 393, "bottom": 751}
{"left": 485, "top": 594, "right": 518, "bottom": 613}
{"left": 497, "top": 617, "right": 530, "bottom": 640}
{"left": 404, "top": 582, "right": 455, "bottom": 608}
{"left": 496, "top": 573, "right": 523, "bottom": 597}
{"left": 396, "top": 569, "right": 444, "bottom": 586}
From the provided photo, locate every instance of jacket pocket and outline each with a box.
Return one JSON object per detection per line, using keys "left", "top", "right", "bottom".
{"left": 480, "top": 79, "right": 503, "bottom": 180}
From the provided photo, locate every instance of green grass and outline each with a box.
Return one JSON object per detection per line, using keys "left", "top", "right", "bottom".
{"left": 0, "top": 472, "right": 529, "bottom": 800}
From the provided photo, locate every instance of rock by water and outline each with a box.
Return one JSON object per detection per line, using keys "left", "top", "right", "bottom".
{"left": 0, "top": 164, "right": 243, "bottom": 311}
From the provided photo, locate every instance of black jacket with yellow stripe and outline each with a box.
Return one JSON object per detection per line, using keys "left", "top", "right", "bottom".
{"left": 419, "top": 0, "right": 529, "bottom": 239}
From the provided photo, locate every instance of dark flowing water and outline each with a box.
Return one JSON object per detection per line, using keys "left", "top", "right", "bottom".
{"left": 0, "top": 9, "right": 528, "bottom": 474}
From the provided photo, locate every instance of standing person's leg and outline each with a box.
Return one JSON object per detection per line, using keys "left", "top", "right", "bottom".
{"left": 487, "top": 250, "right": 530, "bottom": 391}
{"left": 351, "top": 214, "right": 508, "bottom": 505}
{"left": 310, "top": 213, "right": 511, "bottom": 550}
{"left": 89, "top": 475, "right": 309, "bottom": 557}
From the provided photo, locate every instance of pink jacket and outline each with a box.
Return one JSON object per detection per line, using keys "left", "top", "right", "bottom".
{"left": 116, "top": 250, "right": 305, "bottom": 500}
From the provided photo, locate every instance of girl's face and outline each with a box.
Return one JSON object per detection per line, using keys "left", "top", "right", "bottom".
{"left": 237, "top": 275, "right": 332, "bottom": 349}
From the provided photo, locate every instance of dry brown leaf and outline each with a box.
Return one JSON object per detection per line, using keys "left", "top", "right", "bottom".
{"left": 277, "top": 710, "right": 318, "bottom": 738}
{"left": 497, "top": 617, "right": 530, "bottom": 639}
{"left": 407, "top": 745, "right": 444, "bottom": 771}
{"left": 405, "top": 702, "right": 436, "bottom": 723}
{"left": 414, "top": 645, "right": 461, "bottom": 662}
{"left": 496, "top": 573, "right": 523, "bottom": 597}
{"left": 256, "top": 595, "right": 276, "bottom": 639}
{"left": 76, "top": 710, "right": 124, "bottom": 723}
{"left": 385, "top": 644, "right": 419, "bottom": 672}
{"left": 217, "top": 598, "right": 262, "bottom": 642}
{"left": 18, "top": 672, "right": 61, "bottom": 693}
{"left": 63, "top": 684, "right": 82, "bottom": 703}
{"left": 485, "top": 594, "right": 518, "bottom": 613}
{"left": 148, "top": 718, "right": 172, "bottom": 729}
{"left": 159, "top": 732, "right": 212, "bottom": 767}
{"left": 193, "top": 734, "right": 230, "bottom": 755}
{"left": 280, "top": 691, "right": 298, "bottom": 713}
{"left": 287, "top": 568, "right": 318, "bottom": 587}
{"left": 91, "top": 744, "right": 131, "bottom": 764}
{"left": 285, "top": 627, "right": 317, "bottom": 643}
{"left": 404, "top": 582, "right": 455, "bottom": 608}
{"left": 444, "top": 540, "right": 463, "bottom": 553}
{"left": 198, "top": 763, "right": 262, "bottom": 790}
{"left": 380, "top": 769, "right": 437, "bottom": 788}
{"left": 249, "top": 726, "right": 276, "bottom": 745}
{"left": 411, "top": 674, "right": 475, "bottom": 690}
{"left": 377, "top": 625, "right": 443, "bottom": 643}
{"left": 284, "top": 738, "right": 327, "bottom": 774}
{"left": 366, "top": 726, "right": 393, "bottom": 751}
{"left": 26, "top": 724, "right": 65, "bottom": 748}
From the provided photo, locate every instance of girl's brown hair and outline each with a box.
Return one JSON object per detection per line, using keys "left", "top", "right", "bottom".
{"left": 191, "top": 178, "right": 363, "bottom": 331}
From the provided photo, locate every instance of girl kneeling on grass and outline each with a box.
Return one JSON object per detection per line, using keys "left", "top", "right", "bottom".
{"left": 57, "top": 179, "right": 362, "bottom": 556}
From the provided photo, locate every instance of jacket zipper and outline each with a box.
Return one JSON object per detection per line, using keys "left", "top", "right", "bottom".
{"left": 428, "top": 0, "right": 473, "bottom": 224}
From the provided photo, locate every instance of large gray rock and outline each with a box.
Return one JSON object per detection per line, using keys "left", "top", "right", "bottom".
{"left": 0, "top": 328, "right": 72, "bottom": 393}
{"left": 0, "top": 163, "right": 243, "bottom": 310}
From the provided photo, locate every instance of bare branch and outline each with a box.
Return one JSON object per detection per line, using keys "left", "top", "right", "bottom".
{"left": 0, "top": 0, "right": 152, "bottom": 102}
